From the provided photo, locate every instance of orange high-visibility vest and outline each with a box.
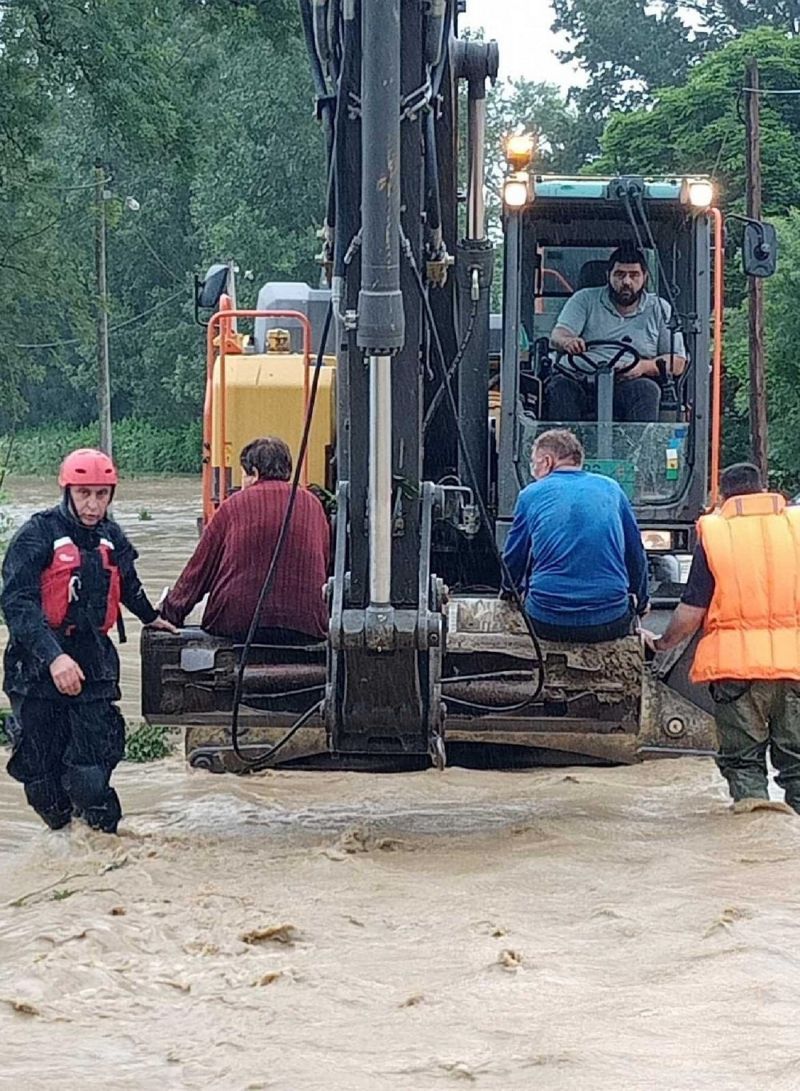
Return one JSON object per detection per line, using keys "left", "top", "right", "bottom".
{"left": 691, "top": 493, "right": 800, "bottom": 683}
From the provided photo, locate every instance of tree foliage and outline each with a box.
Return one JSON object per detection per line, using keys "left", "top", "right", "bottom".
{"left": 0, "top": 0, "right": 320, "bottom": 432}
{"left": 1, "top": 7, "right": 560, "bottom": 439}
{"left": 597, "top": 30, "right": 800, "bottom": 218}
{"left": 552, "top": 0, "right": 698, "bottom": 122}
{"left": 552, "top": 0, "right": 800, "bottom": 156}
{"left": 593, "top": 27, "right": 800, "bottom": 489}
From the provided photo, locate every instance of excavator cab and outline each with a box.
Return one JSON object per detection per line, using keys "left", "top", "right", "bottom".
{"left": 497, "top": 176, "right": 722, "bottom": 604}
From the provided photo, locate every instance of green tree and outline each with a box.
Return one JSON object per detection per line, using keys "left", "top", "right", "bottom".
{"left": 552, "top": 0, "right": 700, "bottom": 115}
{"left": 486, "top": 78, "right": 588, "bottom": 179}
{"left": 596, "top": 29, "right": 800, "bottom": 217}
{"left": 724, "top": 212, "right": 800, "bottom": 492}
{"left": 682, "top": 0, "right": 800, "bottom": 38}
{"left": 552, "top": 0, "right": 800, "bottom": 156}
{"left": 1, "top": 0, "right": 320, "bottom": 434}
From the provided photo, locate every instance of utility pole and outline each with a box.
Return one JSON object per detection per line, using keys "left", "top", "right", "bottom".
{"left": 94, "top": 160, "right": 113, "bottom": 457}
{"left": 744, "top": 59, "right": 768, "bottom": 482}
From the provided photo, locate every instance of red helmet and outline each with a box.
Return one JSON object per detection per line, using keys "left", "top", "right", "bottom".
{"left": 58, "top": 448, "right": 118, "bottom": 488}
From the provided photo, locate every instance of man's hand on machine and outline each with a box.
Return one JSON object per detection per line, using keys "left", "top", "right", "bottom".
{"left": 560, "top": 334, "right": 587, "bottom": 356}
{"left": 616, "top": 357, "right": 658, "bottom": 381}
{"left": 146, "top": 616, "right": 181, "bottom": 635}
{"left": 50, "top": 654, "right": 85, "bottom": 697}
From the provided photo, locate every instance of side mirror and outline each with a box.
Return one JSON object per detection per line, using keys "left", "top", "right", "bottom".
{"left": 742, "top": 221, "right": 778, "bottom": 278}
{"left": 193, "top": 263, "right": 231, "bottom": 326}
{"left": 195, "top": 263, "right": 229, "bottom": 310}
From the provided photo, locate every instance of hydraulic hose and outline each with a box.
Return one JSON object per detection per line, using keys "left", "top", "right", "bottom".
{"left": 423, "top": 293, "right": 479, "bottom": 434}
{"left": 230, "top": 303, "right": 334, "bottom": 768}
{"left": 402, "top": 230, "right": 547, "bottom": 710}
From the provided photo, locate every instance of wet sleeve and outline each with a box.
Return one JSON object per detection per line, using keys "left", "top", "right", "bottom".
{"left": 501, "top": 494, "right": 532, "bottom": 594}
{"left": 553, "top": 290, "right": 589, "bottom": 337}
{"left": 681, "top": 543, "right": 715, "bottom": 608}
{"left": 160, "top": 506, "right": 228, "bottom": 626}
{"left": 620, "top": 492, "right": 649, "bottom": 612}
{"left": 656, "top": 299, "right": 687, "bottom": 358}
{"left": 113, "top": 529, "right": 159, "bottom": 624}
{"left": 0, "top": 521, "right": 63, "bottom": 667}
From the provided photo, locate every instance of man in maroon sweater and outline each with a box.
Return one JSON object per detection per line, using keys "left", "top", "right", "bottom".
{"left": 161, "top": 437, "right": 330, "bottom": 642}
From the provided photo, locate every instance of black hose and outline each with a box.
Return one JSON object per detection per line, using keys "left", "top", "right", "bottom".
{"left": 230, "top": 303, "right": 334, "bottom": 767}
{"left": 620, "top": 190, "right": 646, "bottom": 252}
{"left": 423, "top": 293, "right": 478, "bottom": 433}
{"left": 332, "top": 1, "right": 361, "bottom": 281}
{"left": 424, "top": 108, "right": 443, "bottom": 237}
{"left": 401, "top": 231, "right": 547, "bottom": 711}
{"left": 235, "top": 700, "right": 325, "bottom": 773}
{"left": 630, "top": 191, "right": 686, "bottom": 403}
{"left": 298, "top": 0, "right": 330, "bottom": 101}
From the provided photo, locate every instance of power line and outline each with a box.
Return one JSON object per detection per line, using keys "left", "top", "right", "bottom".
{"left": 15, "top": 288, "right": 186, "bottom": 350}
{"left": 46, "top": 176, "right": 114, "bottom": 193}
{"left": 131, "top": 224, "right": 182, "bottom": 283}
{"left": 742, "top": 87, "right": 800, "bottom": 95}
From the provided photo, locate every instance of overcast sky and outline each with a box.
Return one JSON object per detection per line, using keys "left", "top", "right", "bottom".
{"left": 461, "top": 0, "right": 581, "bottom": 89}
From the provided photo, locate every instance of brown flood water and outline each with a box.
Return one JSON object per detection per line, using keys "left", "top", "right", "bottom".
{"left": 1, "top": 477, "right": 800, "bottom": 1091}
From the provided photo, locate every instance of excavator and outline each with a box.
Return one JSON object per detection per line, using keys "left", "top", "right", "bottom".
{"left": 141, "top": 0, "right": 777, "bottom": 772}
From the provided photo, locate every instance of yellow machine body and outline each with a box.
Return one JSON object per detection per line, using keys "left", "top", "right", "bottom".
{"left": 210, "top": 349, "right": 335, "bottom": 489}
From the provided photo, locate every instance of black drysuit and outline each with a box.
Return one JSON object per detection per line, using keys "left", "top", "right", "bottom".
{"left": 2, "top": 499, "right": 158, "bottom": 832}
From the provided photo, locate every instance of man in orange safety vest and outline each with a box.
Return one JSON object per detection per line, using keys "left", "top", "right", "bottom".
{"left": 647, "top": 463, "right": 800, "bottom": 813}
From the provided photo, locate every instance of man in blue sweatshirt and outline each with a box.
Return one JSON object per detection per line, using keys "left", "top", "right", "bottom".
{"left": 502, "top": 429, "right": 649, "bottom": 643}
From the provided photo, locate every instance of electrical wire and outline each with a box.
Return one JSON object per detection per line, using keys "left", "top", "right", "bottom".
{"left": 441, "top": 670, "right": 538, "bottom": 683}
{"left": 229, "top": 302, "right": 334, "bottom": 768}
{"left": 741, "top": 86, "right": 800, "bottom": 95}
{"left": 0, "top": 176, "right": 112, "bottom": 200}
{"left": 131, "top": 224, "right": 183, "bottom": 284}
{"left": 16, "top": 288, "right": 185, "bottom": 349}
{"left": 401, "top": 230, "right": 547, "bottom": 713}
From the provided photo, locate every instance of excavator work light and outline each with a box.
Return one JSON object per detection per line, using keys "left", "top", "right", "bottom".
{"left": 683, "top": 178, "right": 714, "bottom": 209}
{"left": 505, "top": 132, "right": 535, "bottom": 171}
{"left": 503, "top": 172, "right": 531, "bottom": 210}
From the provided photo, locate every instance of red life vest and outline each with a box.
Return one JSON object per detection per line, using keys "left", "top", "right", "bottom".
{"left": 40, "top": 534, "right": 122, "bottom": 636}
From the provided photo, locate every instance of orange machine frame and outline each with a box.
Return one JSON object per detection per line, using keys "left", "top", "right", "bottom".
{"left": 203, "top": 300, "right": 314, "bottom": 525}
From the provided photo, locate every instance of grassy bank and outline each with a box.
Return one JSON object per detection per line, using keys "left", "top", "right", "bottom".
{"left": 0, "top": 419, "right": 202, "bottom": 476}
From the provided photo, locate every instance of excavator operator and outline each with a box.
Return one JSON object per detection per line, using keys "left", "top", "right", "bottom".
{"left": 547, "top": 244, "right": 686, "bottom": 423}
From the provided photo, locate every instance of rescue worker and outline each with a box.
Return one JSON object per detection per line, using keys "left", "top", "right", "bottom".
{"left": 2, "top": 449, "right": 176, "bottom": 833}
{"left": 647, "top": 463, "right": 800, "bottom": 812}
{"left": 548, "top": 244, "right": 687, "bottom": 423}
{"left": 160, "top": 436, "right": 330, "bottom": 642}
{"left": 501, "top": 429, "right": 649, "bottom": 642}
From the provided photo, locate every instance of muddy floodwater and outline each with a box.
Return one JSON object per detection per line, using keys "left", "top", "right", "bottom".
{"left": 1, "top": 477, "right": 800, "bottom": 1090}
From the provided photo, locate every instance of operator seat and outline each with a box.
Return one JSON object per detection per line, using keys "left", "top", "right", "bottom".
{"left": 533, "top": 259, "right": 608, "bottom": 415}
{"left": 577, "top": 260, "right": 608, "bottom": 291}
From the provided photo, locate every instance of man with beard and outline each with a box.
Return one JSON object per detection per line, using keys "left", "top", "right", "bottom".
{"left": 547, "top": 245, "right": 686, "bottom": 423}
